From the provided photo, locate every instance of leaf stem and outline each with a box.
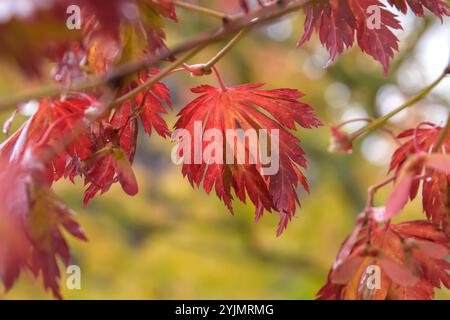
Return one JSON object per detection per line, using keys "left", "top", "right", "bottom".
{"left": 212, "top": 66, "right": 227, "bottom": 91}
{"left": 366, "top": 177, "right": 395, "bottom": 208}
{"left": 349, "top": 70, "right": 449, "bottom": 142}
{"left": 434, "top": 112, "right": 450, "bottom": 152}
{"left": 174, "top": 0, "right": 226, "bottom": 20}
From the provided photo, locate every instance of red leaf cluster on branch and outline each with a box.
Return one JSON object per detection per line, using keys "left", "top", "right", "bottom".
{"left": 0, "top": 0, "right": 177, "bottom": 77}
{"left": 320, "top": 123, "right": 450, "bottom": 300}
{"left": 298, "top": 0, "right": 449, "bottom": 75}
{"left": 388, "top": 127, "right": 450, "bottom": 234}
{"left": 0, "top": 68, "right": 173, "bottom": 297}
{"left": 318, "top": 221, "right": 449, "bottom": 300}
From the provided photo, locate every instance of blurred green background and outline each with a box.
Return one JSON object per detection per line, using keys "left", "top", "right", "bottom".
{"left": 0, "top": 1, "right": 449, "bottom": 299}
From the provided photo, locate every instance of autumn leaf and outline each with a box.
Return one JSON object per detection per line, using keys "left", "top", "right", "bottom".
{"left": 297, "top": 0, "right": 449, "bottom": 75}
{"left": 297, "top": 0, "right": 402, "bottom": 75}
{"left": 0, "top": 0, "right": 177, "bottom": 76}
{"left": 136, "top": 71, "right": 173, "bottom": 138}
{"left": 81, "top": 71, "right": 171, "bottom": 204}
{"left": 387, "top": 0, "right": 450, "bottom": 18}
{"left": 174, "top": 82, "right": 321, "bottom": 235}
{"left": 0, "top": 157, "right": 86, "bottom": 299}
{"left": 318, "top": 221, "right": 449, "bottom": 300}
{"left": 389, "top": 126, "right": 450, "bottom": 234}
{"left": 0, "top": 97, "right": 94, "bottom": 172}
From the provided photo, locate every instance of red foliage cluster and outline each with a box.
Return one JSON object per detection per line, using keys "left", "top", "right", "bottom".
{"left": 319, "top": 125, "right": 450, "bottom": 299}
{"left": 318, "top": 221, "right": 449, "bottom": 299}
{"left": 0, "top": 0, "right": 177, "bottom": 77}
{"left": 298, "top": 0, "right": 449, "bottom": 75}
{"left": 0, "top": 71, "right": 174, "bottom": 297}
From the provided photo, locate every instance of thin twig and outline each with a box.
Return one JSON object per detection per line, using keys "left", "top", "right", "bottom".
{"left": 349, "top": 69, "right": 449, "bottom": 142}
{"left": 181, "top": 27, "right": 250, "bottom": 76}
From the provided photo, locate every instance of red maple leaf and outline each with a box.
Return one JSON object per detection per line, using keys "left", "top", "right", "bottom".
{"left": 174, "top": 82, "right": 321, "bottom": 235}
{"left": 298, "top": 0, "right": 357, "bottom": 67}
{"left": 387, "top": 0, "right": 450, "bottom": 18}
{"left": 297, "top": 0, "right": 450, "bottom": 75}
{"left": 0, "top": 0, "right": 177, "bottom": 77}
{"left": 0, "top": 70, "right": 172, "bottom": 206}
{"left": 389, "top": 126, "right": 450, "bottom": 234}
{"left": 82, "top": 71, "right": 172, "bottom": 204}
{"left": 0, "top": 97, "right": 93, "bottom": 175}
{"left": 0, "top": 157, "right": 87, "bottom": 299}
{"left": 136, "top": 72, "right": 173, "bottom": 138}
{"left": 318, "top": 220, "right": 449, "bottom": 300}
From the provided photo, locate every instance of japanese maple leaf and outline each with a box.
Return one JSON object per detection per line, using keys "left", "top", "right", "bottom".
{"left": 80, "top": 0, "right": 178, "bottom": 74}
{"left": 349, "top": 0, "right": 402, "bottom": 76}
{"left": 82, "top": 143, "right": 139, "bottom": 205}
{"left": 317, "top": 220, "right": 449, "bottom": 300}
{"left": 297, "top": 0, "right": 403, "bottom": 76}
{"left": 298, "top": 0, "right": 357, "bottom": 67}
{"left": 110, "top": 71, "right": 172, "bottom": 145}
{"left": 384, "top": 152, "right": 450, "bottom": 221}
{"left": 387, "top": 0, "right": 450, "bottom": 18}
{"left": 0, "top": 162, "right": 30, "bottom": 291}
{"left": 0, "top": 157, "right": 86, "bottom": 299}
{"left": 174, "top": 83, "right": 321, "bottom": 235}
{"left": 82, "top": 71, "right": 172, "bottom": 204}
{"left": 0, "top": 97, "right": 94, "bottom": 179}
{"left": 135, "top": 71, "right": 173, "bottom": 138}
{"left": 0, "top": 70, "right": 171, "bottom": 205}
{"left": 0, "top": 0, "right": 177, "bottom": 76}
{"left": 389, "top": 126, "right": 450, "bottom": 234}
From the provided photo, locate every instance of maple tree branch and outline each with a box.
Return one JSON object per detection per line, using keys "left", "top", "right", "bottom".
{"left": 349, "top": 69, "right": 449, "bottom": 142}
{"left": 0, "top": 0, "right": 312, "bottom": 112}
{"left": 174, "top": 0, "right": 227, "bottom": 20}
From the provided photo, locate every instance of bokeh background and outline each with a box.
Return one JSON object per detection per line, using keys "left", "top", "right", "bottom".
{"left": 0, "top": 0, "right": 449, "bottom": 299}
